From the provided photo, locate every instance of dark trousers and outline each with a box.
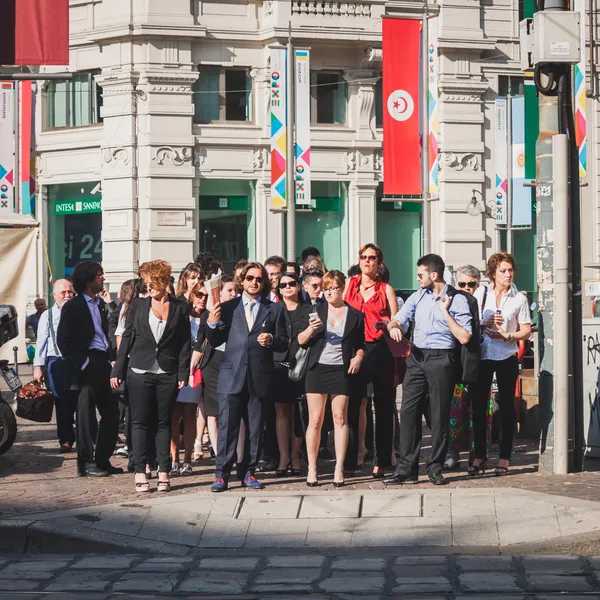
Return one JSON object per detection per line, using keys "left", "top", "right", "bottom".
{"left": 471, "top": 355, "right": 519, "bottom": 461}
{"left": 396, "top": 348, "right": 456, "bottom": 478}
{"left": 216, "top": 386, "right": 264, "bottom": 479}
{"left": 261, "top": 400, "right": 279, "bottom": 463}
{"left": 45, "top": 357, "right": 77, "bottom": 447}
{"left": 126, "top": 370, "right": 179, "bottom": 473}
{"left": 346, "top": 340, "right": 396, "bottom": 470}
{"left": 76, "top": 353, "right": 119, "bottom": 470}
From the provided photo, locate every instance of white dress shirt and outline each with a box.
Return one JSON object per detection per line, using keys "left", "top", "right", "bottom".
{"left": 83, "top": 294, "right": 109, "bottom": 352}
{"left": 474, "top": 284, "right": 531, "bottom": 361}
{"left": 34, "top": 304, "right": 62, "bottom": 367}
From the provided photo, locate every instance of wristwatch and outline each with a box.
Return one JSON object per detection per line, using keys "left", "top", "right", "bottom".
{"left": 506, "top": 333, "right": 514, "bottom": 343}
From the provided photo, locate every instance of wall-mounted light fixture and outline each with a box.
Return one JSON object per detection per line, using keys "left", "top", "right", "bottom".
{"left": 466, "top": 189, "right": 491, "bottom": 217}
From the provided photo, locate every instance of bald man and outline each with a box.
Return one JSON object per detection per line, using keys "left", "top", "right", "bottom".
{"left": 34, "top": 279, "right": 77, "bottom": 451}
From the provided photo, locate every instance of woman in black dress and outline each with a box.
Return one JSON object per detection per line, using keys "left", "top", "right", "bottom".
{"left": 298, "top": 270, "right": 365, "bottom": 487}
{"left": 272, "top": 272, "right": 311, "bottom": 476}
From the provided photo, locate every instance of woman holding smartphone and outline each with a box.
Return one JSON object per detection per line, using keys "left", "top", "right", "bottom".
{"left": 298, "top": 270, "right": 365, "bottom": 487}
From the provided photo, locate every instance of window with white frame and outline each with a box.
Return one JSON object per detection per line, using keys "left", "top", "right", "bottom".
{"left": 46, "top": 72, "right": 102, "bottom": 129}
{"left": 311, "top": 71, "right": 347, "bottom": 125}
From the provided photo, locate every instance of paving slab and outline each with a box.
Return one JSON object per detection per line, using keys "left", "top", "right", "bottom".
{"left": 177, "top": 576, "right": 246, "bottom": 594}
{"left": 0, "top": 580, "right": 42, "bottom": 591}
{"left": 244, "top": 518, "right": 309, "bottom": 547}
{"left": 414, "top": 517, "right": 453, "bottom": 547}
{"left": 556, "top": 506, "right": 600, "bottom": 538}
{"left": 423, "top": 492, "right": 451, "bottom": 519}
{"left": 392, "top": 564, "right": 451, "bottom": 578}
{"left": 361, "top": 494, "right": 421, "bottom": 518}
{"left": 392, "top": 578, "right": 453, "bottom": 594}
{"left": 319, "top": 575, "right": 385, "bottom": 593}
{"left": 132, "top": 556, "right": 195, "bottom": 572}
{"left": 524, "top": 575, "right": 594, "bottom": 592}
{"left": 250, "top": 583, "right": 314, "bottom": 594}
{"left": 196, "top": 516, "right": 250, "bottom": 548}
{"left": 352, "top": 517, "right": 414, "bottom": 547}
{"left": 90, "top": 506, "right": 150, "bottom": 537}
{"left": 456, "top": 555, "right": 515, "bottom": 571}
{"left": 459, "top": 572, "right": 521, "bottom": 593}
{"left": 253, "top": 567, "right": 321, "bottom": 584}
{"left": 520, "top": 555, "right": 587, "bottom": 574}
{"left": 331, "top": 557, "right": 387, "bottom": 571}
{"left": 495, "top": 497, "right": 561, "bottom": 546}
{"left": 71, "top": 555, "right": 140, "bottom": 570}
{"left": 112, "top": 572, "right": 180, "bottom": 593}
{"left": 452, "top": 516, "right": 500, "bottom": 547}
{"left": 136, "top": 506, "right": 207, "bottom": 546}
{"left": 198, "top": 557, "right": 259, "bottom": 571}
{"left": 452, "top": 494, "right": 495, "bottom": 518}
{"left": 299, "top": 495, "right": 361, "bottom": 519}
{"left": 267, "top": 555, "right": 326, "bottom": 568}
{"left": 394, "top": 555, "right": 449, "bottom": 566}
{"left": 44, "top": 570, "right": 119, "bottom": 592}
{"left": 305, "top": 517, "right": 354, "bottom": 547}
{"left": 239, "top": 496, "right": 302, "bottom": 519}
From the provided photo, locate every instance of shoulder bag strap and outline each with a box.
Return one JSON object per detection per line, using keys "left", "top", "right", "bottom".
{"left": 48, "top": 308, "right": 59, "bottom": 356}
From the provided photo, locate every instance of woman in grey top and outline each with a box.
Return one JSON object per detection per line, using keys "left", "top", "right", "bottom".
{"left": 298, "top": 270, "right": 365, "bottom": 488}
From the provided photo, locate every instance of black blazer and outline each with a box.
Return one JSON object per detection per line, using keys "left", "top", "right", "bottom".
{"left": 57, "top": 293, "right": 111, "bottom": 368}
{"left": 193, "top": 311, "right": 215, "bottom": 371}
{"left": 304, "top": 302, "right": 365, "bottom": 371}
{"left": 205, "top": 295, "right": 288, "bottom": 397}
{"left": 273, "top": 301, "right": 313, "bottom": 364}
{"left": 111, "top": 295, "right": 192, "bottom": 382}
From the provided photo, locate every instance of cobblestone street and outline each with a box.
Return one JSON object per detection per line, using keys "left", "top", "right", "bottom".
{"left": 2, "top": 552, "right": 600, "bottom": 598}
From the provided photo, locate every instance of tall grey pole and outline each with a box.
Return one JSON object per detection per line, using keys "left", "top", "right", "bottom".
{"left": 421, "top": 0, "right": 430, "bottom": 255}
{"left": 286, "top": 24, "right": 296, "bottom": 262}
{"left": 553, "top": 133, "right": 569, "bottom": 475}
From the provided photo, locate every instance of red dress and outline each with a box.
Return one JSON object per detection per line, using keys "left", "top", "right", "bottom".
{"left": 345, "top": 275, "right": 391, "bottom": 342}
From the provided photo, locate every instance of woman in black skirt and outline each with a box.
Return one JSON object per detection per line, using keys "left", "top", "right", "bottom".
{"left": 298, "top": 270, "right": 365, "bottom": 487}
{"left": 272, "top": 272, "right": 312, "bottom": 476}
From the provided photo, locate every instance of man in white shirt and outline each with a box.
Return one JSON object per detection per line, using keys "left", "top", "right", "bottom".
{"left": 33, "top": 279, "right": 76, "bottom": 451}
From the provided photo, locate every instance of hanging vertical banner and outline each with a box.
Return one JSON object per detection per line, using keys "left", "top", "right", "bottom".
{"left": 574, "top": 0, "right": 587, "bottom": 179}
{"left": 428, "top": 17, "right": 439, "bottom": 195}
{"left": 494, "top": 98, "right": 508, "bottom": 226}
{"left": 524, "top": 74, "right": 539, "bottom": 181}
{"left": 511, "top": 96, "right": 531, "bottom": 227}
{"left": 0, "top": 82, "right": 15, "bottom": 214}
{"left": 20, "top": 80, "right": 33, "bottom": 216}
{"left": 294, "top": 49, "right": 311, "bottom": 207}
{"left": 270, "top": 47, "right": 287, "bottom": 209}
{"left": 382, "top": 18, "right": 421, "bottom": 195}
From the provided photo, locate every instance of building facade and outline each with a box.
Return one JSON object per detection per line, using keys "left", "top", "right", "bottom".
{"left": 35, "top": 0, "right": 540, "bottom": 294}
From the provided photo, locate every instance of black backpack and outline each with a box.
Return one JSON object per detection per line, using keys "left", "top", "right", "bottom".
{"left": 446, "top": 286, "right": 481, "bottom": 384}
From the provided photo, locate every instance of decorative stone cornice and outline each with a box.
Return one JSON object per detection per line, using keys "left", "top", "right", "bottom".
{"left": 439, "top": 81, "right": 488, "bottom": 102}
{"left": 140, "top": 73, "right": 199, "bottom": 93}
{"left": 152, "top": 146, "right": 193, "bottom": 166}
{"left": 103, "top": 147, "right": 130, "bottom": 166}
{"left": 439, "top": 152, "right": 480, "bottom": 172}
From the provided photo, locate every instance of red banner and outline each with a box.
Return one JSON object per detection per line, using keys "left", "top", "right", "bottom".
{"left": 0, "top": 0, "right": 69, "bottom": 66}
{"left": 383, "top": 18, "right": 421, "bottom": 195}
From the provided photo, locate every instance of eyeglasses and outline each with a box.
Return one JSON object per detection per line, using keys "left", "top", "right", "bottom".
{"left": 279, "top": 281, "right": 298, "bottom": 289}
{"left": 457, "top": 281, "right": 478, "bottom": 289}
{"left": 359, "top": 254, "right": 378, "bottom": 262}
{"left": 306, "top": 282, "right": 321, "bottom": 290}
{"left": 245, "top": 275, "right": 264, "bottom": 284}
{"left": 323, "top": 286, "right": 341, "bottom": 293}
{"left": 194, "top": 291, "right": 208, "bottom": 299}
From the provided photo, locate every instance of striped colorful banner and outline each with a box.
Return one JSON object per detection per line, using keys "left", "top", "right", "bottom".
{"left": 294, "top": 49, "right": 311, "bottom": 207}
{"left": 0, "top": 81, "right": 15, "bottom": 214}
{"left": 511, "top": 96, "right": 531, "bottom": 227}
{"left": 574, "top": 0, "right": 587, "bottom": 179}
{"left": 428, "top": 17, "right": 439, "bottom": 195}
{"left": 270, "top": 47, "right": 287, "bottom": 209}
{"left": 494, "top": 98, "right": 508, "bottom": 226}
{"left": 20, "top": 80, "right": 33, "bottom": 215}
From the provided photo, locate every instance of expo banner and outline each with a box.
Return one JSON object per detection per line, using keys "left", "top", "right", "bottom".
{"left": 270, "top": 47, "right": 287, "bottom": 209}
{"left": 494, "top": 98, "right": 508, "bottom": 226}
{"left": 0, "top": 82, "right": 14, "bottom": 214}
{"left": 294, "top": 49, "right": 311, "bottom": 207}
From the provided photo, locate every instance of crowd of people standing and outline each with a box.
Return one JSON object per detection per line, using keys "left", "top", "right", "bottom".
{"left": 33, "top": 243, "right": 531, "bottom": 492}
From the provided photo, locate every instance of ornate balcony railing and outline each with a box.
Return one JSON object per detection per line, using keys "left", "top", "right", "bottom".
{"left": 291, "top": 2, "right": 372, "bottom": 17}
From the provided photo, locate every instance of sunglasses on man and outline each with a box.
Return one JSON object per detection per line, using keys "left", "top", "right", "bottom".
{"left": 245, "top": 275, "right": 264, "bottom": 284}
{"left": 457, "top": 281, "right": 478, "bottom": 289}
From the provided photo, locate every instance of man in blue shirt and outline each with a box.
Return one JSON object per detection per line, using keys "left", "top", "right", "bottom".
{"left": 383, "top": 254, "right": 472, "bottom": 486}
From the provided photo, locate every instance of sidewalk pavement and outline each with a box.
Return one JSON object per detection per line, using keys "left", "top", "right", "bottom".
{"left": 2, "top": 551, "right": 600, "bottom": 597}
{"left": 3, "top": 487, "right": 600, "bottom": 556}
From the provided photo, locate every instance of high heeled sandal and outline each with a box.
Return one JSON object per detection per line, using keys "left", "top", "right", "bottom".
{"left": 494, "top": 461, "right": 510, "bottom": 476}
{"left": 193, "top": 440, "right": 204, "bottom": 462}
{"left": 467, "top": 458, "right": 488, "bottom": 476}
{"left": 135, "top": 478, "right": 150, "bottom": 493}
{"left": 157, "top": 478, "right": 171, "bottom": 492}
{"left": 276, "top": 463, "right": 290, "bottom": 477}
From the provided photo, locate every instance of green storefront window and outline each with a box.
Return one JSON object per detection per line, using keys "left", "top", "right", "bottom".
{"left": 376, "top": 197, "right": 422, "bottom": 293}
{"left": 47, "top": 182, "right": 102, "bottom": 279}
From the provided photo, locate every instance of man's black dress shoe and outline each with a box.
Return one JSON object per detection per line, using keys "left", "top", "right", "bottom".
{"left": 97, "top": 463, "right": 124, "bottom": 475}
{"left": 256, "top": 459, "right": 278, "bottom": 473}
{"left": 428, "top": 471, "right": 449, "bottom": 486}
{"left": 78, "top": 464, "right": 109, "bottom": 477}
{"left": 382, "top": 472, "right": 419, "bottom": 485}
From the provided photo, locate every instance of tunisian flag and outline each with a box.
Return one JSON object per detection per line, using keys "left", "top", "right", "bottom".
{"left": 0, "top": 0, "right": 69, "bottom": 66}
{"left": 383, "top": 18, "right": 421, "bottom": 195}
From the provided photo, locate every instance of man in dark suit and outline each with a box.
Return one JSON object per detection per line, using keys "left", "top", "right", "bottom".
{"left": 206, "top": 262, "right": 288, "bottom": 492}
{"left": 57, "top": 260, "right": 121, "bottom": 477}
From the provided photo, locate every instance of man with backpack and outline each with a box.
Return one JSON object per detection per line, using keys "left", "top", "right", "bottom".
{"left": 383, "top": 254, "right": 473, "bottom": 486}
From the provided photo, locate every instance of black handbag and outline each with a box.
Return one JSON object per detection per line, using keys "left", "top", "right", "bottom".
{"left": 16, "top": 381, "right": 55, "bottom": 423}
{"left": 288, "top": 346, "right": 309, "bottom": 382}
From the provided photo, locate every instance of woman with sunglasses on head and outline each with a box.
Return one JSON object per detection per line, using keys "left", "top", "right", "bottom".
{"left": 111, "top": 260, "right": 191, "bottom": 493}
{"left": 444, "top": 265, "right": 481, "bottom": 470}
{"left": 344, "top": 243, "right": 398, "bottom": 478}
{"left": 169, "top": 282, "right": 209, "bottom": 477}
{"left": 191, "top": 276, "right": 240, "bottom": 462}
{"left": 298, "top": 270, "right": 365, "bottom": 487}
{"left": 272, "top": 272, "right": 312, "bottom": 476}
{"left": 469, "top": 253, "right": 532, "bottom": 476}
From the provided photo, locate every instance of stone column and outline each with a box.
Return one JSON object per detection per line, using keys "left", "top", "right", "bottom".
{"left": 348, "top": 178, "right": 378, "bottom": 253}
{"left": 344, "top": 70, "right": 377, "bottom": 140}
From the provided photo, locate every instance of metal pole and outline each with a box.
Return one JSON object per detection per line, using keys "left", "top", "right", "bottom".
{"left": 421, "top": 0, "right": 430, "bottom": 255}
{"left": 553, "top": 133, "right": 569, "bottom": 475}
{"left": 286, "top": 23, "right": 296, "bottom": 262}
{"left": 506, "top": 88, "right": 513, "bottom": 254}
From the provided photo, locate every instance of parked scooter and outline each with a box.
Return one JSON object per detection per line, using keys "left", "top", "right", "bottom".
{"left": 0, "top": 305, "right": 20, "bottom": 454}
